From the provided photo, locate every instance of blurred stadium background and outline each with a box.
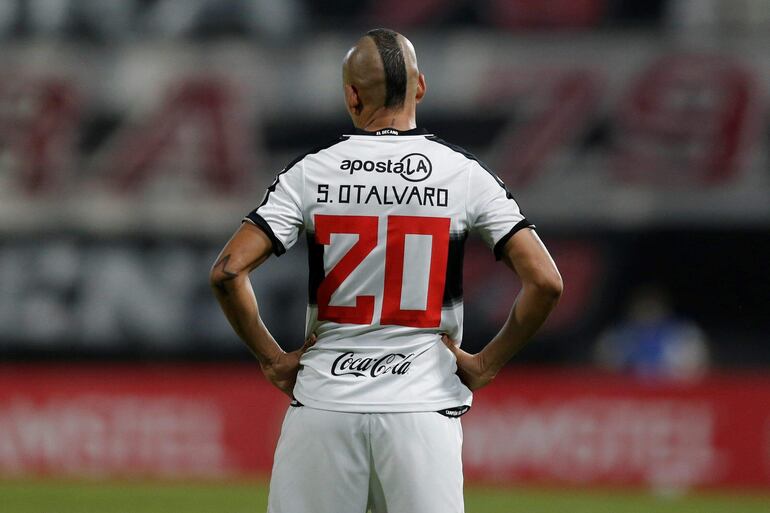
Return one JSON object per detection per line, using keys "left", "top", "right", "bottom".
{"left": 1, "top": 0, "right": 770, "bottom": 511}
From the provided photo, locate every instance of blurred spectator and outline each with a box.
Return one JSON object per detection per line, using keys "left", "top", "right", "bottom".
{"left": 594, "top": 284, "right": 709, "bottom": 380}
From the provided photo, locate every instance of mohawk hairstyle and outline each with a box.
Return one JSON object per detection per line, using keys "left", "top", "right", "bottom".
{"left": 366, "top": 28, "right": 407, "bottom": 109}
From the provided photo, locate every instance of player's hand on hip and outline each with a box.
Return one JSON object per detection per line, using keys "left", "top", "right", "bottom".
{"left": 441, "top": 334, "right": 496, "bottom": 391}
{"left": 260, "top": 334, "right": 317, "bottom": 398}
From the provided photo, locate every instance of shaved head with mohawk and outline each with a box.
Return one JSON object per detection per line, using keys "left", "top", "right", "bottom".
{"left": 342, "top": 28, "right": 426, "bottom": 131}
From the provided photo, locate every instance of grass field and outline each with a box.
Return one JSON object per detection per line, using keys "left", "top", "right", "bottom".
{"left": 2, "top": 480, "right": 769, "bottom": 513}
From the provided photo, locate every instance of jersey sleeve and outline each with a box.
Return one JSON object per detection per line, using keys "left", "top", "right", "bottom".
{"left": 243, "top": 162, "right": 304, "bottom": 256}
{"left": 466, "top": 162, "right": 534, "bottom": 260}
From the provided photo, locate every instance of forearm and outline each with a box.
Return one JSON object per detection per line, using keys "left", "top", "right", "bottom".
{"left": 209, "top": 224, "right": 283, "bottom": 365}
{"left": 478, "top": 282, "right": 561, "bottom": 377}
{"left": 211, "top": 275, "right": 284, "bottom": 366}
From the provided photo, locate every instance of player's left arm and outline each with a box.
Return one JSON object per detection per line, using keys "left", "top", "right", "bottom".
{"left": 210, "top": 222, "right": 315, "bottom": 397}
{"left": 443, "top": 227, "right": 562, "bottom": 390}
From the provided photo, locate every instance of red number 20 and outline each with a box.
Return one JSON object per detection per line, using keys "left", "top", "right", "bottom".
{"left": 314, "top": 215, "right": 450, "bottom": 328}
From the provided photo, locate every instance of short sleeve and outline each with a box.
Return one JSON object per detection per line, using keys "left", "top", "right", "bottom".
{"left": 467, "top": 162, "right": 534, "bottom": 260}
{"left": 243, "top": 162, "right": 304, "bottom": 256}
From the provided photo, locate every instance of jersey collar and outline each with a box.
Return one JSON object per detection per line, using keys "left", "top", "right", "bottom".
{"left": 351, "top": 127, "right": 430, "bottom": 136}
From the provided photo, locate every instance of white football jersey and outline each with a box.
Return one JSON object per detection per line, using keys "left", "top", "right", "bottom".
{"left": 245, "top": 127, "right": 532, "bottom": 413}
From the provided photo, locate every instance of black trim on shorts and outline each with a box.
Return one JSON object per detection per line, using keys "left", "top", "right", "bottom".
{"left": 493, "top": 219, "right": 535, "bottom": 261}
{"left": 243, "top": 212, "right": 286, "bottom": 256}
{"left": 437, "top": 405, "right": 471, "bottom": 418}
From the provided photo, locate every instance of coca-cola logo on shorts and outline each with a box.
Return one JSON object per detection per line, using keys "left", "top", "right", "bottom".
{"left": 331, "top": 351, "right": 416, "bottom": 378}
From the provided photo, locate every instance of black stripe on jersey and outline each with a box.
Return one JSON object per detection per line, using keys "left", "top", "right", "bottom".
{"left": 243, "top": 212, "right": 286, "bottom": 256}
{"left": 307, "top": 232, "right": 324, "bottom": 305}
{"left": 426, "top": 136, "right": 515, "bottom": 200}
{"left": 257, "top": 136, "right": 350, "bottom": 209}
{"left": 443, "top": 232, "right": 467, "bottom": 307}
{"left": 493, "top": 218, "right": 535, "bottom": 261}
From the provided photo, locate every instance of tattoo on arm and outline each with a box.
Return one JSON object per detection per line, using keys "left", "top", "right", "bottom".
{"left": 212, "top": 254, "right": 239, "bottom": 295}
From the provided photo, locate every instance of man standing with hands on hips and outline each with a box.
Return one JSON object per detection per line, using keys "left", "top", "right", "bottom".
{"left": 210, "top": 28, "right": 562, "bottom": 513}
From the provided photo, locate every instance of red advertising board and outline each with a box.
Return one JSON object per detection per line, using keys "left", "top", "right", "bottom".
{"left": 1, "top": 365, "right": 769, "bottom": 489}
{"left": 464, "top": 370, "right": 770, "bottom": 489}
{"left": 0, "top": 364, "right": 285, "bottom": 479}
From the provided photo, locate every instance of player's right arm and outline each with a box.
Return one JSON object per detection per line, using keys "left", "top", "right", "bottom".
{"left": 443, "top": 228, "right": 562, "bottom": 390}
{"left": 442, "top": 159, "right": 563, "bottom": 390}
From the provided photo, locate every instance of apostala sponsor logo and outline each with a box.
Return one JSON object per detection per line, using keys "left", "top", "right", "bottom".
{"left": 331, "top": 351, "right": 417, "bottom": 378}
{"left": 340, "top": 153, "right": 432, "bottom": 182}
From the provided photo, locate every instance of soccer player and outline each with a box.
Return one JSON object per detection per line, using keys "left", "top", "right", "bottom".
{"left": 210, "top": 28, "right": 562, "bottom": 513}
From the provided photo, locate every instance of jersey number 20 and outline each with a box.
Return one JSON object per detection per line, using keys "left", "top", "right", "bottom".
{"left": 314, "top": 214, "right": 450, "bottom": 328}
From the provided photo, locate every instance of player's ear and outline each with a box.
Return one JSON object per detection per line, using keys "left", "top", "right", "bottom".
{"left": 415, "top": 73, "right": 426, "bottom": 104}
{"left": 344, "top": 84, "right": 363, "bottom": 115}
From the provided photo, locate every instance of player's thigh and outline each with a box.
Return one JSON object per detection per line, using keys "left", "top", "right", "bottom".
{"left": 268, "top": 406, "right": 370, "bottom": 513}
{"left": 369, "top": 412, "right": 464, "bottom": 513}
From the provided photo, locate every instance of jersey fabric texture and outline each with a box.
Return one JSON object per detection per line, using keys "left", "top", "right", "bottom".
{"left": 244, "top": 127, "right": 532, "bottom": 413}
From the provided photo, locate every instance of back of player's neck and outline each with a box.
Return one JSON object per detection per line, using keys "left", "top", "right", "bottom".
{"left": 359, "top": 109, "right": 416, "bottom": 133}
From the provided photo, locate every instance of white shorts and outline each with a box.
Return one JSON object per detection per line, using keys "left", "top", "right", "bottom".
{"left": 267, "top": 405, "right": 465, "bottom": 513}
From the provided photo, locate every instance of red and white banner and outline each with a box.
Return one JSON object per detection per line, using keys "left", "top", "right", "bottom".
{"left": 464, "top": 370, "right": 770, "bottom": 489}
{"left": 0, "top": 364, "right": 284, "bottom": 479}
{"left": 1, "top": 364, "right": 769, "bottom": 489}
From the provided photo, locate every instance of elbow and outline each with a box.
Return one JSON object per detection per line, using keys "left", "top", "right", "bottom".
{"left": 531, "top": 269, "right": 564, "bottom": 304}
{"left": 208, "top": 269, "right": 223, "bottom": 291}
{"left": 209, "top": 262, "right": 239, "bottom": 295}
{"left": 209, "top": 270, "right": 227, "bottom": 294}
